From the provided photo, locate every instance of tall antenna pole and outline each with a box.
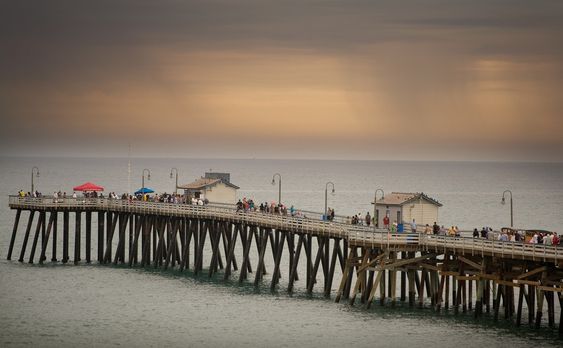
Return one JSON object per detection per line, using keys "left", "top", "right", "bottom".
{"left": 128, "top": 143, "right": 132, "bottom": 195}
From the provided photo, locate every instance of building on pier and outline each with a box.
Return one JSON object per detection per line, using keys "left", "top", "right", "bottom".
{"left": 375, "top": 192, "right": 442, "bottom": 227}
{"left": 178, "top": 172, "right": 239, "bottom": 204}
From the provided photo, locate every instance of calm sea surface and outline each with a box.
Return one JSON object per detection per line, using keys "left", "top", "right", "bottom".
{"left": 1, "top": 157, "right": 562, "bottom": 347}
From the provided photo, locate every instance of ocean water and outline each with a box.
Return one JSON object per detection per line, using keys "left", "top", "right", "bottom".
{"left": 1, "top": 157, "right": 562, "bottom": 347}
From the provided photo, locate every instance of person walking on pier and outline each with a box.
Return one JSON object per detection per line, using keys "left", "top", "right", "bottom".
{"left": 383, "top": 215, "right": 390, "bottom": 230}
{"left": 411, "top": 219, "right": 417, "bottom": 233}
{"left": 365, "top": 212, "right": 371, "bottom": 226}
{"left": 432, "top": 222, "right": 439, "bottom": 235}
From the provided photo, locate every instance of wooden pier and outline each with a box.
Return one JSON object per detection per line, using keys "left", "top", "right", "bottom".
{"left": 6, "top": 195, "right": 563, "bottom": 334}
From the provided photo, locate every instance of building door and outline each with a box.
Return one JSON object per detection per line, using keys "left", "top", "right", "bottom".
{"left": 397, "top": 210, "right": 402, "bottom": 224}
{"left": 375, "top": 209, "right": 379, "bottom": 227}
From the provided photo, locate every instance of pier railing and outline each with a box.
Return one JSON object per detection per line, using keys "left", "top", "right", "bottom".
{"left": 421, "top": 234, "right": 562, "bottom": 263}
{"left": 8, "top": 196, "right": 352, "bottom": 238}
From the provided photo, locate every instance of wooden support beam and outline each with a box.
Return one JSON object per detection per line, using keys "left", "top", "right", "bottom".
{"left": 366, "top": 268, "right": 384, "bottom": 309}
{"left": 224, "top": 223, "right": 239, "bottom": 280}
{"left": 349, "top": 248, "right": 370, "bottom": 306}
{"left": 39, "top": 212, "right": 55, "bottom": 263}
{"left": 165, "top": 219, "right": 180, "bottom": 270}
{"left": 325, "top": 238, "right": 341, "bottom": 298}
{"left": 103, "top": 213, "right": 118, "bottom": 264}
{"left": 84, "top": 211, "right": 91, "bottom": 263}
{"left": 51, "top": 212, "right": 58, "bottom": 262}
{"left": 18, "top": 211, "right": 36, "bottom": 262}
{"left": 208, "top": 221, "right": 222, "bottom": 276}
{"left": 400, "top": 252, "right": 406, "bottom": 302}
{"left": 28, "top": 212, "right": 45, "bottom": 263}
{"left": 288, "top": 233, "right": 304, "bottom": 293}
{"left": 7, "top": 209, "right": 22, "bottom": 260}
{"left": 536, "top": 286, "right": 544, "bottom": 329}
{"left": 63, "top": 211, "right": 70, "bottom": 263}
{"left": 407, "top": 268, "right": 415, "bottom": 307}
{"left": 270, "top": 232, "right": 286, "bottom": 290}
{"left": 384, "top": 253, "right": 436, "bottom": 270}
{"left": 141, "top": 216, "right": 153, "bottom": 267}
{"left": 129, "top": 215, "right": 144, "bottom": 267}
{"left": 287, "top": 232, "right": 297, "bottom": 282}
{"left": 457, "top": 256, "right": 483, "bottom": 271}
{"left": 74, "top": 212, "right": 81, "bottom": 264}
{"left": 335, "top": 247, "right": 356, "bottom": 303}
{"left": 418, "top": 269, "right": 426, "bottom": 308}
{"left": 517, "top": 266, "right": 547, "bottom": 280}
{"left": 254, "top": 228, "right": 269, "bottom": 286}
{"left": 308, "top": 236, "right": 327, "bottom": 295}
{"left": 494, "top": 284, "right": 502, "bottom": 321}
{"left": 180, "top": 219, "right": 193, "bottom": 271}
{"left": 97, "top": 211, "right": 104, "bottom": 263}
{"left": 516, "top": 285, "right": 524, "bottom": 326}
{"left": 113, "top": 213, "right": 127, "bottom": 265}
{"left": 239, "top": 225, "right": 254, "bottom": 283}
{"left": 547, "top": 291, "right": 555, "bottom": 328}
{"left": 528, "top": 284, "right": 536, "bottom": 325}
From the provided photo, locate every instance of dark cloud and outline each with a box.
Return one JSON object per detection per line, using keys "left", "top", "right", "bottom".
{"left": 1, "top": 0, "right": 562, "bottom": 159}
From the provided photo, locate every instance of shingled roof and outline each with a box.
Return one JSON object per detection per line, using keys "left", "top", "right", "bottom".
{"left": 177, "top": 177, "right": 240, "bottom": 190}
{"left": 376, "top": 192, "right": 442, "bottom": 207}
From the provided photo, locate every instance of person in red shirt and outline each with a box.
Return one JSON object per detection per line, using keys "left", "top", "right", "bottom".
{"left": 383, "top": 215, "right": 390, "bottom": 230}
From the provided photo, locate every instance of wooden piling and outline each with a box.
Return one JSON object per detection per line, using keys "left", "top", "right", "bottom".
{"left": 51, "top": 212, "right": 58, "bottom": 262}
{"left": 7, "top": 209, "right": 21, "bottom": 260}
{"left": 97, "top": 211, "right": 104, "bottom": 263}
{"left": 39, "top": 212, "right": 55, "bottom": 263}
{"left": 516, "top": 285, "right": 524, "bottom": 326}
{"left": 18, "top": 210, "right": 35, "bottom": 262}
{"left": 288, "top": 233, "right": 304, "bottom": 293}
{"left": 28, "top": 211, "right": 45, "bottom": 263}
{"left": 62, "top": 211, "right": 69, "bottom": 263}
{"left": 74, "top": 211, "right": 81, "bottom": 264}
{"left": 85, "top": 211, "right": 92, "bottom": 263}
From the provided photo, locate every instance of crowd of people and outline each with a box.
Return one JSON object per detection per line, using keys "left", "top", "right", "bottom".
{"left": 470, "top": 227, "right": 560, "bottom": 245}
{"left": 14, "top": 190, "right": 560, "bottom": 245}
{"left": 236, "top": 198, "right": 304, "bottom": 218}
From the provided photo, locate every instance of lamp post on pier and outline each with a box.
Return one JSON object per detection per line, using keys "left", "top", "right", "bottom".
{"left": 271, "top": 173, "right": 282, "bottom": 204}
{"left": 170, "top": 168, "right": 179, "bottom": 194}
{"left": 142, "top": 169, "right": 151, "bottom": 189}
{"left": 31, "top": 166, "right": 40, "bottom": 194}
{"left": 501, "top": 190, "right": 513, "bottom": 227}
{"left": 324, "top": 182, "right": 335, "bottom": 221}
{"left": 372, "top": 189, "right": 385, "bottom": 232}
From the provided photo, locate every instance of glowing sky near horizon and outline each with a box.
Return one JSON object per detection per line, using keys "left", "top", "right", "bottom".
{"left": 1, "top": 0, "right": 562, "bottom": 160}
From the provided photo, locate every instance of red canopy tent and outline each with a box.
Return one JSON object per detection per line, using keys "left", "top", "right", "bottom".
{"left": 73, "top": 182, "right": 104, "bottom": 192}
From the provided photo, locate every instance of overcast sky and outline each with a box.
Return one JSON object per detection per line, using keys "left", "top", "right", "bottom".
{"left": 1, "top": 0, "right": 562, "bottom": 160}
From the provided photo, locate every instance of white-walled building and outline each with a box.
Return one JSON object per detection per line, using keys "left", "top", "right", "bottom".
{"left": 178, "top": 172, "right": 239, "bottom": 204}
{"left": 374, "top": 192, "right": 442, "bottom": 227}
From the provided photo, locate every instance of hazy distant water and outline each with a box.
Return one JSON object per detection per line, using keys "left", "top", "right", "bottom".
{"left": 1, "top": 157, "right": 562, "bottom": 347}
